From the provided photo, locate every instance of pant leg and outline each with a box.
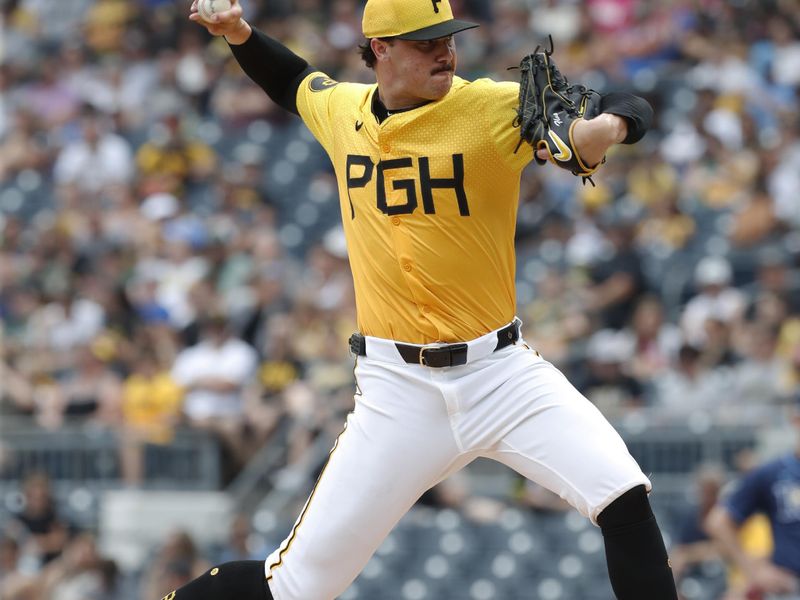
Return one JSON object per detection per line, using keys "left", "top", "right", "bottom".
{"left": 265, "top": 358, "right": 467, "bottom": 600}
{"left": 476, "top": 345, "right": 650, "bottom": 522}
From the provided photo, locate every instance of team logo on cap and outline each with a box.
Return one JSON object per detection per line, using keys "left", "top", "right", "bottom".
{"left": 309, "top": 76, "right": 339, "bottom": 92}
{"left": 431, "top": 0, "right": 442, "bottom": 12}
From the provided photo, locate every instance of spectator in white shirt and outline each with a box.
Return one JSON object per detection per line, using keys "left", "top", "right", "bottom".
{"left": 53, "top": 106, "right": 133, "bottom": 195}
{"left": 171, "top": 315, "right": 258, "bottom": 471}
{"left": 681, "top": 256, "right": 746, "bottom": 348}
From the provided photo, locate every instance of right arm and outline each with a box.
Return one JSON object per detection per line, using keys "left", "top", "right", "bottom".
{"left": 189, "top": 0, "right": 314, "bottom": 115}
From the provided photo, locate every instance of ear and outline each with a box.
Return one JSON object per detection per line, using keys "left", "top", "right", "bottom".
{"left": 371, "top": 38, "right": 392, "bottom": 62}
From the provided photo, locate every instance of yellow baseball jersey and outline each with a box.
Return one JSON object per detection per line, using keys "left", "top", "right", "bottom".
{"left": 296, "top": 72, "right": 531, "bottom": 344}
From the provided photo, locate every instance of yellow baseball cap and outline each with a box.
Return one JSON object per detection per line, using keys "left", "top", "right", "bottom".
{"left": 362, "top": 0, "right": 479, "bottom": 41}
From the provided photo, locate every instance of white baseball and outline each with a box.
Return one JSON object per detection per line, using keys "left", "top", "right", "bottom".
{"left": 197, "top": 0, "right": 232, "bottom": 22}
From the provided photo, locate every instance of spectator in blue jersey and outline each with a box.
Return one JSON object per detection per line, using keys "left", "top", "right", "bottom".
{"left": 705, "top": 398, "right": 800, "bottom": 597}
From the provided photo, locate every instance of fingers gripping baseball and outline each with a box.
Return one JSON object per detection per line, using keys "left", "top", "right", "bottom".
{"left": 189, "top": 0, "right": 245, "bottom": 38}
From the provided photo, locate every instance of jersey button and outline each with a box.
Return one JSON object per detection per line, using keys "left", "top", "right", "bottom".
{"left": 391, "top": 217, "right": 401, "bottom": 226}
{"left": 382, "top": 143, "right": 391, "bottom": 153}
{"left": 402, "top": 262, "right": 413, "bottom": 272}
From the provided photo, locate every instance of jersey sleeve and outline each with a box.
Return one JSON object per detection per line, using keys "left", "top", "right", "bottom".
{"left": 722, "top": 463, "right": 773, "bottom": 525}
{"left": 295, "top": 71, "right": 343, "bottom": 155}
{"left": 480, "top": 80, "right": 532, "bottom": 173}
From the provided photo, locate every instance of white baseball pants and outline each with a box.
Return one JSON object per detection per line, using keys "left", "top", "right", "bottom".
{"left": 265, "top": 322, "right": 650, "bottom": 600}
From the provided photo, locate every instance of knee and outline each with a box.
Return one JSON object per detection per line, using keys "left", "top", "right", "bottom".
{"left": 597, "top": 484, "right": 653, "bottom": 533}
{"left": 170, "top": 561, "right": 271, "bottom": 600}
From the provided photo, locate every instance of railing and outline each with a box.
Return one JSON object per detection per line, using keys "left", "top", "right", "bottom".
{"left": 0, "top": 417, "right": 782, "bottom": 528}
{"left": 621, "top": 424, "right": 759, "bottom": 475}
{"left": 0, "top": 421, "right": 221, "bottom": 490}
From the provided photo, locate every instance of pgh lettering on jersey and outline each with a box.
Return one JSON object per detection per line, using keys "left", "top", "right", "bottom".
{"left": 346, "top": 153, "right": 468, "bottom": 217}
{"left": 296, "top": 72, "right": 533, "bottom": 344}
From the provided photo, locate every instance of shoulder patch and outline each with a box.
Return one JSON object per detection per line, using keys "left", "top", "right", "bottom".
{"left": 309, "top": 76, "right": 339, "bottom": 92}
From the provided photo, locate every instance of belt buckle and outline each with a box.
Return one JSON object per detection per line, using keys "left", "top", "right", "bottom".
{"left": 418, "top": 344, "right": 441, "bottom": 366}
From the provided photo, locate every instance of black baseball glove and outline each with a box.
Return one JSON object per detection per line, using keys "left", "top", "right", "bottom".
{"left": 513, "top": 38, "right": 604, "bottom": 183}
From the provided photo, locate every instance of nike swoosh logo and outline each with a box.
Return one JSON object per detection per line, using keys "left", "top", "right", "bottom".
{"left": 355, "top": 121, "right": 364, "bottom": 131}
{"left": 548, "top": 130, "right": 573, "bottom": 162}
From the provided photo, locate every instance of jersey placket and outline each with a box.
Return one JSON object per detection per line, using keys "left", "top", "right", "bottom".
{"left": 377, "top": 119, "right": 440, "bottom": 337}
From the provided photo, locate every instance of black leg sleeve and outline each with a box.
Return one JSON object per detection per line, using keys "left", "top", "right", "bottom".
{"left": 597, "top": 485, "right": 678, "bottom": 600}
{"left": 159, "top": 560, "right": 272, "bottom": 600}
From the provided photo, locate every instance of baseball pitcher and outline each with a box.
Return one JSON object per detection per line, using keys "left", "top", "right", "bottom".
{"left": 165, "top": 0, "right": 678, "bottom": 598}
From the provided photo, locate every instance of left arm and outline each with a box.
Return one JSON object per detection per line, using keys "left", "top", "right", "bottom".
{"left": 564, "top": 93, "right": 654, "bottom": 167}
{"left": 600, "top": 92, "right": 654, "bottom": 144}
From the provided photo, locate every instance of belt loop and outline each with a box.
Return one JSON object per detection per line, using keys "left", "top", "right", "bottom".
{"left": 349, "top": 334, "right": 366, "bottom": 356}
{"left": 494, "top": 319, "right": 520, "bottom": 351}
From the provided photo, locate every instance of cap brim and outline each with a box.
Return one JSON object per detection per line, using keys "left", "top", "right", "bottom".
{"left": 396, "top": 19, "right": 479, "bottom": 41}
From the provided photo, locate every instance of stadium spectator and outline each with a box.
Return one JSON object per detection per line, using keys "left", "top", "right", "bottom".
{"left": 214, "top": 514, "right": 268, "bottom": 564}
{"left": 209, "top": 55, "right": 275, "bottom": 125}
{"left": 4, "top": 473, "right": 72, "bottom": 568}
{"left": 134, "top": 195, "right": 212, "bottom": 330}
{"left": 0, "top": 108, "right": 52, "bottom": 182}
{"left": 23, "top": 281, "right": 106, "bottom": 370}
{"left": 705, "top": 400, "right": 800, "bottom": 598}
{"left": 622, "top": 294, "right": 682, "bottom": 382}
{"left": 17, "top": 56, "right": 82, "bottom": 129}
{"left": 119, "top": 349, "right": 184, "bottom": 486}
{"left": 731, "top": 322, "right": 790, "bottom": 417}
{"left": 577, "top": 328, "right": 645, "bottom": 417}
{"left": 44, "top": 345, "right": 122, "bottom": 428}
{"left": 670, "top": 464, "right": 726, "bottom": 584}
{"left": 728, "top": 177, "right": 780, "bottom": 250}
{"left": 0, "top": 353, "right": 35, "bottom": 418}
{"left": 134, "top": 109, "right": 217, "bottom": 197}
{"left": 584, "top": 209, "right": 647, "bottom": 330}
{"left": 37, "top": 532, "right": 120, "bottom": 600}
{"left": 239, "top": 263, "right": 293, "bottom": 353}
{"left": 143, "top": 530, "right": 210, "bottom": 600}
{"left": 653, "top": 344, "right": 722, "bottom": 419}
{"left": 681, "top": 256, "right": 746, "bottom": 349}
{"left": 520, "top": 268, "right": 591, "bottom": 367}
{"left": 0, "top": 536, "right": 35, "bottom": 599}
{"left": 632, "top": 164, "right": 697, "bottom": 256}
{"left": 766, "top": 129, "right": 800, "bottom": 232}
{"left": 746, "top": 248, "right": 800, "bottom": 316}
{"left": 697, "top": 317, "right": 740, "bottom": 371}
{"left": 756, "top": 16, "right": 800, "bottom": 93}
{"left": 52, "top": 105, "right": 134, "bottom": 196}
{"left": 171, "top": 313, "right": 258, "bottom": 470}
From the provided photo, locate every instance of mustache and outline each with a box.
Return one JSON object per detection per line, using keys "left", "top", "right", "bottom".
{"left": 431, "top": 64, "right": 454, "bottom": 75}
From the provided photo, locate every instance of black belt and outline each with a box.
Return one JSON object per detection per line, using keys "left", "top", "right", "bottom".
{"left": 348, "top": 320, "right": 521, "bottom": 368}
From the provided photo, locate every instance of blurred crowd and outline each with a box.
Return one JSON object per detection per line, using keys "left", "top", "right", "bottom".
{"left": 1, "top": 0, "right": 800, "bottom": 598}
{"left": 0, "top": 471, "right": 278, "bottom": 598}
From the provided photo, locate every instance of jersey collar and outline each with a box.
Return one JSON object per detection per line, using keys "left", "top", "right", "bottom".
{"left": 371, "top": 91, "right": 433, "bottom": 124}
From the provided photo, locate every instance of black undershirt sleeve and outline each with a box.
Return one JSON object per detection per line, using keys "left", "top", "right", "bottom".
{"left": 228, "top": 27, "right": 315, "bottom": 116}
{"left": 599, "top": 92, "right": 654, "bottom": 145}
